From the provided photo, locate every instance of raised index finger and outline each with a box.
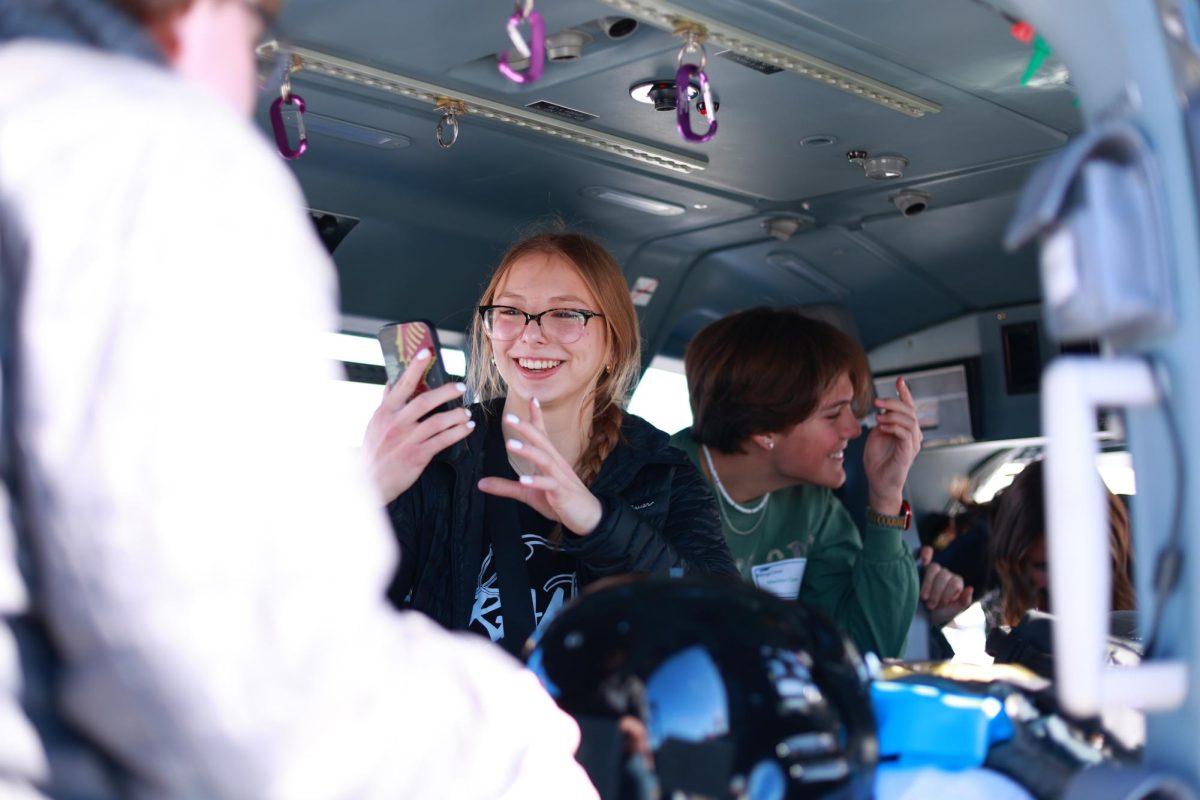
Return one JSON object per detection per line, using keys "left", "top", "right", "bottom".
{"left": 896, "top": 375, "right": 916, "bottom": 408}
{"left": 504, "top": 410, "right": 554, "bottom": 454}
{"left": 384, "top": 348, "right": 432, "bottom": 411}
{"left": 529, "top": 396, "right": 550, "bottom": 437}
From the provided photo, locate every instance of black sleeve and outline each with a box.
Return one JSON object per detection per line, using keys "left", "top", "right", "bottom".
{"left": 384, "top": 488, "right": 421, "bottom": 608}
{"left": 659, "top": 461, "right": 738, "bottom": 577}
{"left": 560, "top": 461, "right": 737, "bottom": 578}
{"left": 558, "top": 492, "right": 677, "bottom": 576}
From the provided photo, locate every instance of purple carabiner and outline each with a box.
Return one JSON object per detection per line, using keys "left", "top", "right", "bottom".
{"left": 497, "top": 8, "right": 545, "bottom": 84}
{"left": 675, "top": 63, "right": 718, "bottom": 144}
{"left": 269, "top": 93, "right": 308, "bottom": 160}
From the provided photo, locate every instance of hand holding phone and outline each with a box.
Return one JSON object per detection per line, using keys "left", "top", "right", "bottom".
{"left": 361, "top": 320, "right": 473, "bottom": 503}
{"left": 378, "top": 320, "right": 459, "bottom": 408}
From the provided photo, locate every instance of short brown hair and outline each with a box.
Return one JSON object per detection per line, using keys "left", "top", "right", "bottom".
{"left": 684, "top": 307, "right": 871, "bottom": 453}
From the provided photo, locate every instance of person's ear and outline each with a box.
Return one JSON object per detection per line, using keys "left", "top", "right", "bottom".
{"left": 602, "top": 341, "right": 617, "bottom": 377}
{"left": 750, "top": 433, "right": 777, "bottom": 453}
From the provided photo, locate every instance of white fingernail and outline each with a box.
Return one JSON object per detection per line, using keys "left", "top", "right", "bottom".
{"left": 464, "top": 407, "right": 472, "bottom": 419}
{"left": 507, "top": 438, "right": 523, "bottom": 450}
{"left": 455, "top": 382, "right": 467, "bottom": 393}
{"left": 505, "top": 414, "right": 520, "bottom": 425}
{"left": 519, "top": 475, "right": 534, "bottom": 485}
{"left": 415, "top": 348, "right": 431, "bottom": 361}
{"left": 465, "top": 420, "right": 476, "bottom": 430}
{"left": 532, "top": 397, "right": 541, "bottom": 409}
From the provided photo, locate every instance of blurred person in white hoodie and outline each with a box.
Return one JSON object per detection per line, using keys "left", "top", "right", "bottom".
{"left": 0, "top": 1, "right": 597, "bottom": 797}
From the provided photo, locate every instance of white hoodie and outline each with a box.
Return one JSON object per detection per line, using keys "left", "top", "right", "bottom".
{"left": 0, "top": 38, "right": 596, "bottom": 800}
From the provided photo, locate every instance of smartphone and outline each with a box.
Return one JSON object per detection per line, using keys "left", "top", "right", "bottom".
{"left": 377, "top": 319, "right": 461, "bottom": 413}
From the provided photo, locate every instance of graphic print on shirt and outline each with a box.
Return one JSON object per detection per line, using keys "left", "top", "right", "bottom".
{"left": 470, "top": 533, "right": 578, "bottom": 642}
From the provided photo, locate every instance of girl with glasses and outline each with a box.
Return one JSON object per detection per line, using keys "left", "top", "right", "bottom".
{"left": 363, "top": 232, "right": 736, "bottom": 651}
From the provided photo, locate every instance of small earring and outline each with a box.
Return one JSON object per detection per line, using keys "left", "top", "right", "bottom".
{"left": 767, "top": 440, "right": 775, "bottom": 450}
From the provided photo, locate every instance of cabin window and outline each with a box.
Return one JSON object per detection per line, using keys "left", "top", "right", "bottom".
{"left": 970, "top": 446, "right": 1134, "bottom": 504}
{"left": 323, "top": 331, "right": 467, "bottom": 448}
{"left": 628, "top": 356, "right": 693, "bottom": 436}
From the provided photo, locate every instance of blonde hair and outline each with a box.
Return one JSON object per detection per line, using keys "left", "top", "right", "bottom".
{"left": 469, "top": 232, "right": 641, "bottom": 490}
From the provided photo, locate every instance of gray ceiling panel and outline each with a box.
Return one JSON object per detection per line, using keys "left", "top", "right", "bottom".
{"left": 655, "top": 227, "right": 963, "bottom": 356}
{"left": 863, "top": 192, "right": 1040, "bottom": 307}
{"left": 253, "top": 0, "right": 1072, "bottom": 357}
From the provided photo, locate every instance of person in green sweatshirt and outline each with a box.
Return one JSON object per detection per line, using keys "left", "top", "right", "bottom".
{"left": 671, "top": 307, "right": 970, "bottom": 658}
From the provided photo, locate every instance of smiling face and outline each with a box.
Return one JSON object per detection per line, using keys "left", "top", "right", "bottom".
{"left": 768, "top": 372, "right": 862, "bottom": 489}
{"left": 488, "top": 251, "right": 610, "bottom": 416}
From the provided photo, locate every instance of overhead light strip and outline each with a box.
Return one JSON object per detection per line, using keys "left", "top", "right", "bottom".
{"left": 596, "top": 0, "right": 942, "bottom": 118}
{"left": 257, "top": 41, "right": 708, "bottom": 174}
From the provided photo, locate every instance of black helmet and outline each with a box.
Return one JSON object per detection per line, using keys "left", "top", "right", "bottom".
{"left": 527, "top": 576, "right": 878, "bottom": 800}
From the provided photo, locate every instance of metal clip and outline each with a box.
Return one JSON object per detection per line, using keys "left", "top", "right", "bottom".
{"left": 498, "top": 0, "right": 545, "bottom": 84}
{"left": 435, "top": 98, "right": 467, "bottom": 149}
{"left": 269, "top": 55, "right": 308, "bottom": 160}
{"left": 674, "top": 29, "right": 717, "bottom": 144}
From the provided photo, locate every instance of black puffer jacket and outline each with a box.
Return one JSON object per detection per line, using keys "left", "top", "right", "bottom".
{"left": 387, "top": 398, "right": 737, "bottom": 630}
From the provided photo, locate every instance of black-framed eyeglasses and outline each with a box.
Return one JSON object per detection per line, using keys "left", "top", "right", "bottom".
{"left": 479, "top": 305, "right": 605, "bottom": 344}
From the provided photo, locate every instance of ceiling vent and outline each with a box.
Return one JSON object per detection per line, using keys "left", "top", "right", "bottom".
{"left": 545, "top": 30, "right": 591, "bottom": 61}
{"left": 890, "top": 190, "right": 932, "bottom": 217}
{"left": 847, "top": 150, "right": 907, "bottom": 180}
{"left": 597, "top": 17, "right": 638, "bottom": 38}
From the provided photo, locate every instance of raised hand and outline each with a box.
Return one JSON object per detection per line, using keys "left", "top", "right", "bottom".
{"left": 477, "top": 397, "right": 603, "bottom": 535}
{"left": 361, "top": 348, "right": 473, "bottom": 504}
{"left": 863, "top": 376, "right": 923, "bottom": 516}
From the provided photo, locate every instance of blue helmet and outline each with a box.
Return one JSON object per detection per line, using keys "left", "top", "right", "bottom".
{"left": 527, "top": 576, "right": 878, "bottom": 800}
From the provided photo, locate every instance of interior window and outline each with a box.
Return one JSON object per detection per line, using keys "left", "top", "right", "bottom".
{"left": 969, "top": 445, "right": 1134, "bottom": 504}
{"left": 326, "top": 335, "right": 693, "bottom": 446}
{"left": 628, "top": 356, "right": 693, "bottom": 436}
{"left": 323, "top": 331, "right": 466, "bottom": 448}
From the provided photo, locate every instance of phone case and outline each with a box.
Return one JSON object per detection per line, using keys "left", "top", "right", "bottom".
{"left": 377, "top": 319, "right": 449, "bottom": 394}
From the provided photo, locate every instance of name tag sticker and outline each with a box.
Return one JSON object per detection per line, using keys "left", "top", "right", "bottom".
{"left": 751, "top": 558, "right": 806, "bottom": 601}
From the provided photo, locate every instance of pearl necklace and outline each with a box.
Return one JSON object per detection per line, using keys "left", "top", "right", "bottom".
{"left": 701, "top": 444, "right": 771, "bottom": 536}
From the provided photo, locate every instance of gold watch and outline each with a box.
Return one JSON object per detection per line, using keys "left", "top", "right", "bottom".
{"left": 866, "top": 500, "right": 912, "bottom": 530}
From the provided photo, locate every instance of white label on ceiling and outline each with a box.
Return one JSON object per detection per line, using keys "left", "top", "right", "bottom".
{"left": 631, "top": 277, "right": 659, "bottom": 307}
